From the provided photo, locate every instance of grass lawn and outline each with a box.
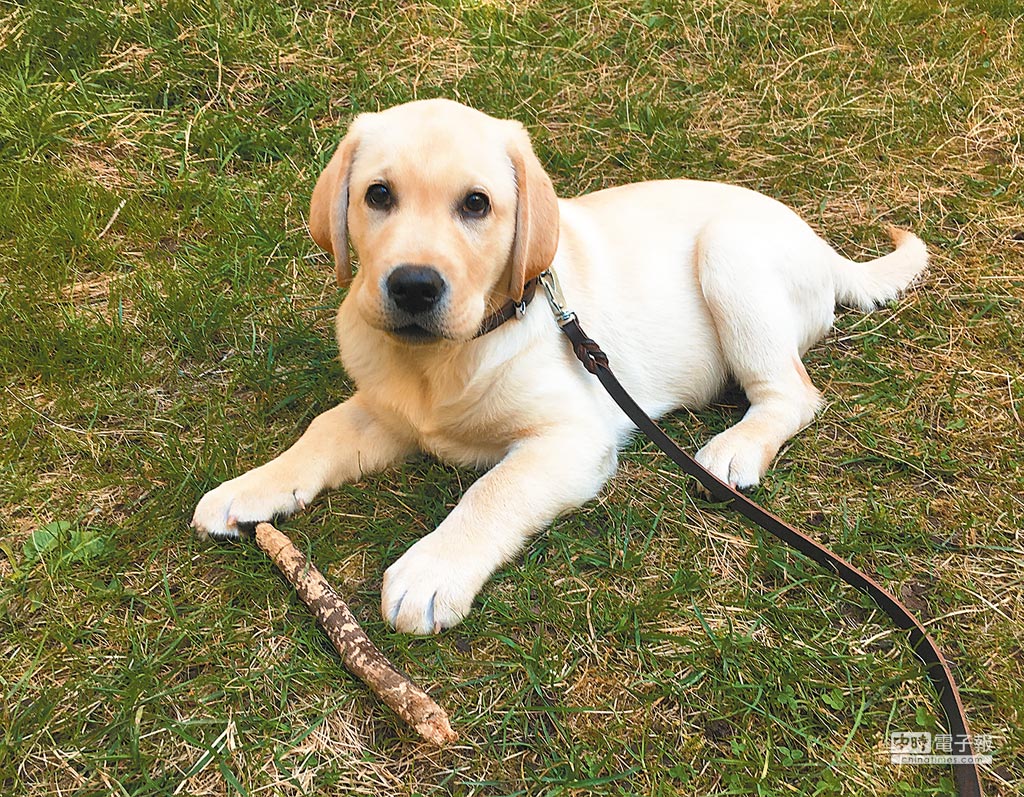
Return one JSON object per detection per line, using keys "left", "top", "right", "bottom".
{"left": 1, "top": 1, "right": 1021, "bottom": 794}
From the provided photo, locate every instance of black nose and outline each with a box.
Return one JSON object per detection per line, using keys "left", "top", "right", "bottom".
{"left": 386, "top": 265, "right": 446, "bottom": 315}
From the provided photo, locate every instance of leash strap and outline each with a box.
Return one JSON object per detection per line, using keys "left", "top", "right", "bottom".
{"left": 540, "top": 271, "right": 983, "bottom": 797}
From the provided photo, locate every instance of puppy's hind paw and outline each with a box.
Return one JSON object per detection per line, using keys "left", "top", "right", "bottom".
{"left": 694, "top": 430, "right": 770, "bottom": 492}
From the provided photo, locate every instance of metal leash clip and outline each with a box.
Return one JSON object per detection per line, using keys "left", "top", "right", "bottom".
{"left": 538, "top": 269, "right": 576, "bottom": 327}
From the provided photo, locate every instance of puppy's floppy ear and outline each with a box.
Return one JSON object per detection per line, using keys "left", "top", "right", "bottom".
{"left": 308, "top": 119, "right": 365, "bottom": 287}
{"left": 507, "top": 124, "right": 559, "bottom": 302}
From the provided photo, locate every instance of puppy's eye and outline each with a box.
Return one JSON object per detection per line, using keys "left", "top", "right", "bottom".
{"left": 461, "top": 191, "right": 490, "bottom": 218}
{"left": 366, "top": 183, "right": 393, "bottom": 210}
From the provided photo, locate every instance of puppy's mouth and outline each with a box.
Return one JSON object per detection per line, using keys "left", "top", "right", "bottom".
{"left": 389, "top": 323, "right": 444, "bottom": 344}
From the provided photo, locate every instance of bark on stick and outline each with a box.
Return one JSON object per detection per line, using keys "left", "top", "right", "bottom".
{"left": 255, "top": 522, "right": 457, "bottom": 746}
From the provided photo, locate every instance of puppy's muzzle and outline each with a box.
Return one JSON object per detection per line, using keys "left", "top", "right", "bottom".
{"left": 383, "top": 264, "right": 449, "bottom": 342}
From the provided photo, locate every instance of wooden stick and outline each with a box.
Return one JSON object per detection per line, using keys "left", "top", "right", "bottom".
{"left": 254, "top": 522, "right": 457, "bottom": 746}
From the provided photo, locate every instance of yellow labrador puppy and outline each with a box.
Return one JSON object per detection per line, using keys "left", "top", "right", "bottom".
{"left": 192, "top": 99, "right": 926, "bottom": 634}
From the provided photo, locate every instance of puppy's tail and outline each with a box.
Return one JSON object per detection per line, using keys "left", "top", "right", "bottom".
{"left": 831, "top": 225, "right": 927, "bottom": 311}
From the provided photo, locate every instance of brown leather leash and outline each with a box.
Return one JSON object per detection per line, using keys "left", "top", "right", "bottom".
{"left": 531, "top": 268, "right": 984, "bottom": 797}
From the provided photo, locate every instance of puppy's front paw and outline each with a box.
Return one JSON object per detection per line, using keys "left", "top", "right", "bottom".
{"left": 695, "top": 428, "right": 772, "bottom": 491}
{"left": 381, "top": 533, "right": 487, "bottom": 635}
{"left": 191, "top": 465, "right": 318, "bottom": 539}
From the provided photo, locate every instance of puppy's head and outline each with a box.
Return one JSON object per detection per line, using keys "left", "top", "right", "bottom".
{"left": 309, "top": 99, "right": 559, "bottom": 343}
